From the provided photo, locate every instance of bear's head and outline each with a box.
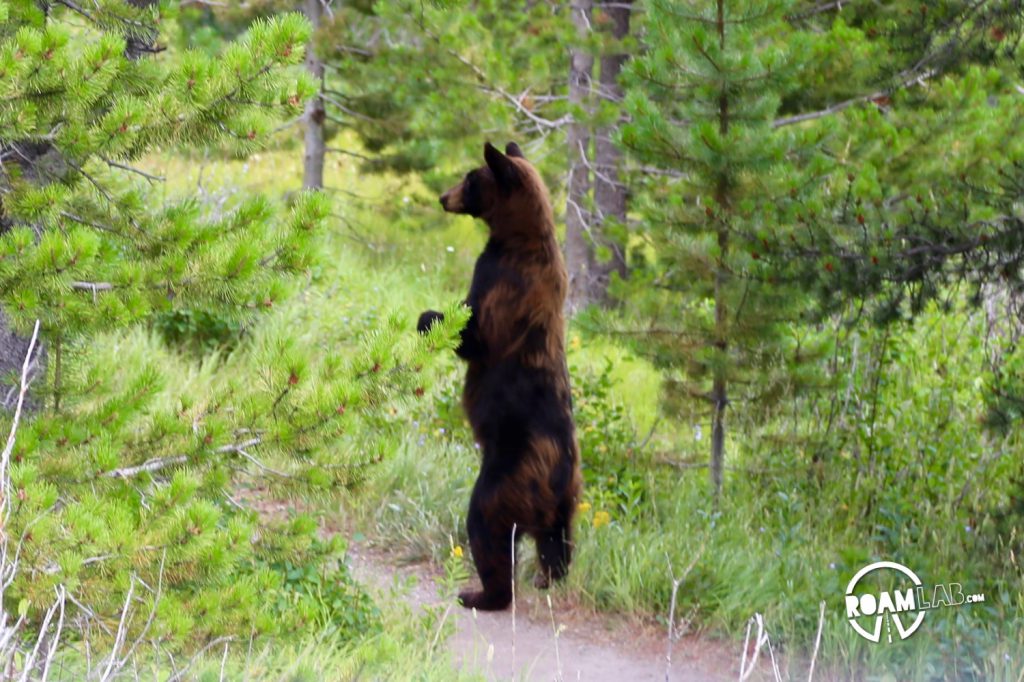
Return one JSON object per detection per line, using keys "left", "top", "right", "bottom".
{"left": 439, "top": 142, "right": 553, "bottom": 236}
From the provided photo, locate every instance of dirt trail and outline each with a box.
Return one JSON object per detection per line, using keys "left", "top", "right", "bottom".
{"left": 347, "top": 547, "right": 737, "bottom": 682}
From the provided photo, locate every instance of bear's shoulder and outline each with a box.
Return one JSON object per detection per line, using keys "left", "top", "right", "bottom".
{"left": 469, "top": 240, "right": 527, "bottom": 303}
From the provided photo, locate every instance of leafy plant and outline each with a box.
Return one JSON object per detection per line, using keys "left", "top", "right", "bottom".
{"left": 154, "top": 308, "right": 245, "bottom": 354}
{"left": 262, "top": 537, "right": 381, "bottom": 639}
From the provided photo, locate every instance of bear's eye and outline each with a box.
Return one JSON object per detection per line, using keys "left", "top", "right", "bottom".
{"left": 462, "top": 171, "right": 483, "bottom": 216}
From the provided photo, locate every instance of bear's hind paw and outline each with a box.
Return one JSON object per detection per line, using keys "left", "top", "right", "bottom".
{"left": 458, "top": 589, "right": 511, "bottom": 611}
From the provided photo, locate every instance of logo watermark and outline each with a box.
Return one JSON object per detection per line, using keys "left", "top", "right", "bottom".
{"left": 844, "top": 561, "right": 985, "bottom": 643}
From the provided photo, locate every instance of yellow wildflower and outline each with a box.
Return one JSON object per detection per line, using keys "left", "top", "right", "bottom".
{"left": 577, "top": 501, "right": 592, "bottom": 513}
{"left": 570, "top": 335, "right": 582, "bottom": 351}
{"left": 592, "top": 511, "right": 611, "bottom": 529}
{"left": 451, "top": 545, "right": 464, "bottom": 559}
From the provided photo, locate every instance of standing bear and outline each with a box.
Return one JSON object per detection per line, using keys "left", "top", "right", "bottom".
{"left": 418, "top": 142, "right": 582, "bottom": 611}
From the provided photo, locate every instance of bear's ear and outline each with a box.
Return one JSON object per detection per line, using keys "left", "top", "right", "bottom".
{"left": 505, "top": 142, "right": 525, "bottom": 158}
{"left": 484, "top": 141, "right": 519, "bottom": 189}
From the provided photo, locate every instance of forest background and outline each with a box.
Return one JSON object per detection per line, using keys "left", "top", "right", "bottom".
{"left": 0, "top": 0, "right": 1022, "bottom": 679}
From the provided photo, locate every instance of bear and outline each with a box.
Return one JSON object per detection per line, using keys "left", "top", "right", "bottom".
{"left": 417, "top": 142, "right": 581, "bottom": 611}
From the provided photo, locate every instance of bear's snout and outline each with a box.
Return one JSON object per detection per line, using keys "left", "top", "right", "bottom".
{"left": 439, "top": 185, "right": 464, "bottom": 213}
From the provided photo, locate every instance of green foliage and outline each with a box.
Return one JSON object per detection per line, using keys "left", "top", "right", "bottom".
{"left": 154, "top": 308, "right": 244, "bottom": 354}
{"left": 742, "top": 3, "right": 1024, "bottom": 328}
{"left": 5, "top": 289, "right": 463, "bottom": 643}
{"left": 985, "top": 340, "right": 1024, "bottom": 434}
{"left": 0, "top": 5, "right": 317, "bottom": 339}
{"left": 2, "top": 1, "right": 1020, "bottom": 678}
{"left": 0, "top": 0, "right": 469, "bottom": 666}
{"left": 319, "top": 0, "right": 570, "bottom": 177}
{"left": 262, "top": 537, "right": 381, "bottom": 638}
{"left": 572, "top": 359, "right": 649, "bottom": 521}
{"left": 199, "top": 0, "right": 573, "bottom": 180}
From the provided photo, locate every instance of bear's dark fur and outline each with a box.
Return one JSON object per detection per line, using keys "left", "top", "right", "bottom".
{"left": 418, "top": 142, "right": 581, "bottom": 611}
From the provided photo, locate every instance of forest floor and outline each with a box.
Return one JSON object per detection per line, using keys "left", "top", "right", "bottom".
{"left": 346, "top": 544, "right": 740, "bottom": 682}
{"left": 247, "top": 483, "right": 777, "bottom": 681}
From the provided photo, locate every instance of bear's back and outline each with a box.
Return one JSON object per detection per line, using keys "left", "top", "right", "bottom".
{"left": 469, "top": 231, "right": 566, "bottom": 368}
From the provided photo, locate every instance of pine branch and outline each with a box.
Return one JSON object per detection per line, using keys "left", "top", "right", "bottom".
{"left": 420, "top": 27, "right": 570, "bottom": 131}
{"left": 100, "top": 157, "right": 165, "bottom": 183}
{"left": 53, "top": 0, "right": 95, "bottom": 21}
{"left": 787, "top": 1, "right": 855, "bottom": 21}
{"left": 773, "top": 69, "right": 937, "bottom": 128}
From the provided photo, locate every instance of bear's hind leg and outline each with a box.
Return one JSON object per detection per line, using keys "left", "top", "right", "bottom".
{"left": 460, "top": 500, "right": 515, "bottom": 611}
{"left": 533, "top": 520, "right": 572, "bottom": 590}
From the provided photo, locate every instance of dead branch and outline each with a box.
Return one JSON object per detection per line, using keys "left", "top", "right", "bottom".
{"left": 774, "top": 69, "right": 937, "bottom": 128}
{"left": 665, "top": 540, "right": 705, "bottom": 682}
{"left": 1, "top": 320, "right": 41, "bottom": 497}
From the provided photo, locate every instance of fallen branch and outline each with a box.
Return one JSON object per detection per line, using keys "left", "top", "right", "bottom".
{"left": 101, "top": 455, "right": 188, "bottom": 479}
{"left": 165, "top": 636, "right": 235, "bottom": 682}
{"left": 100, "top": 437, "right": 264, "bottom": 479}
{"left": 98, "top": 576, "right": 135, "bottom": 682}
{"left": 70, "top": 282, "right": 115, "bottom": 292}
{"left": 19, "top": 585, "right": 66, "bottom": 682}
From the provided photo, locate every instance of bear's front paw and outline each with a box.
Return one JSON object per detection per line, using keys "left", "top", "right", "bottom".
{"left": 458, "top": 589, "right": 511, "bottom": 611}
{"left": 417, "top": 310, "right": 445, "bottom": 335}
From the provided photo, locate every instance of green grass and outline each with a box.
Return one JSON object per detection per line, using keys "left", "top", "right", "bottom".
{"left": 48, "top": 607, "right": 480, "bottom": 681}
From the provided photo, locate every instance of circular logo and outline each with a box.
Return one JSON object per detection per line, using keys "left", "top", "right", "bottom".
{"left": 845, "top": 561, "right": 925, "bottom": 643}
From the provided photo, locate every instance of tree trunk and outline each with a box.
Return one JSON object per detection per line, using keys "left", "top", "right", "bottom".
{"left": 710, "top": 0, "right": 729, "bottom": 500}
{"left": 710, "top": 228, "right": 728, "bottom": 500}
{"left": 564, "top": 0, "right": 594, "bottom": 314}
{"left": 710, "top": 375, "right": 726, "bottom": 499}
{"left": 592, "top": 0, "right": 632, "bottom": 300}
{"left": 124, "top": 0, "right": 160, "bottom": 61}
{"left": 0, "top": 311, "right": 44, "bottom": 414}
{"left": 302, "top": 0, "right": 326, "bottom": 190}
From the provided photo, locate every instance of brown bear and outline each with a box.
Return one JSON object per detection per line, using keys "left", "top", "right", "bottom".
{"left": 418, "top": 142, "right": 581, "bottom": 611}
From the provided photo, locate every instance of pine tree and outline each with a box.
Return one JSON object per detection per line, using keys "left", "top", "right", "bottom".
{"left": 1, "top": 2, "right": 316, "bottom": 359}
{"left": 618, "top": 0, "right": 1024, "bottom": 491}
{"left": 770, "top": 0, "right": 1024, "bottom": 322}
{"left": 0, "top": 0, "right": 467, "bottom": 665}
{"left": 620, "top": 0, "right": 831, "bottom": 496}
